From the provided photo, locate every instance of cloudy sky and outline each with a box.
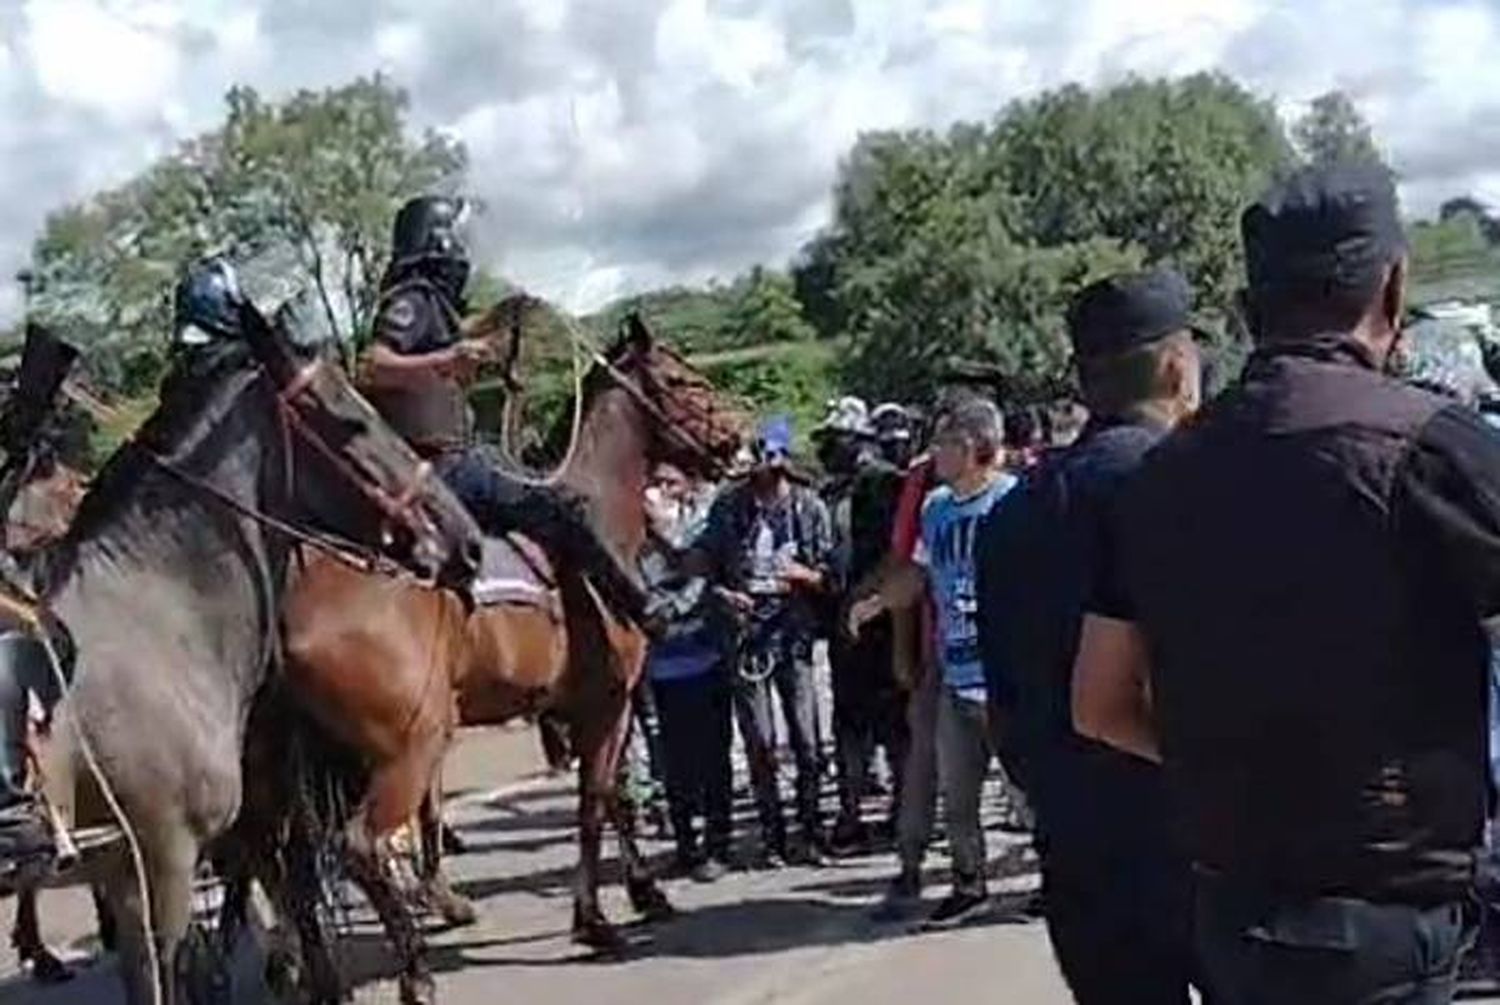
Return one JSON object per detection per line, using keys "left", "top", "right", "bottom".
{"left": 0, "top": 0, "right": 1498, "bottom": 321}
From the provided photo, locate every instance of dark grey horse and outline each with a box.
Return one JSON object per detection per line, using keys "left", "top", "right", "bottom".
{"left": 23, "top": 301, "right": 479, "bottom": 1005}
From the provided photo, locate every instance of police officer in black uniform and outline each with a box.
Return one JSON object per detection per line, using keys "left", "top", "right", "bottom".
{"left": 1074, "top": 163, "right": 1499, "bottom": 1002}
{"left": 0, "top": 327, "right": 80, "bottom": 869}
{"left": 362, "top": 196, "right": 647, "bottom": 627}
{"left": 979, "top": 267, "right": 1203, "bottom": 1004}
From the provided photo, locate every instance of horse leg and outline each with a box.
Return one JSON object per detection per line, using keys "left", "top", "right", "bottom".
{"left": 12, "top": 887, "right": 73, "bottom": 983}
{"left": 104, "top": 832, "right": 196, "bottom": 1005}
{"left": 94, "top": 883, "right": 119, "bottom": 953}
{"left": 344, "top": 814, "right": 432, "bottom": 1005}
{"left": 606, "top": 715, "right": 673, "bottom": 921}
{"left": 346, "top": 744, "right": 446, "bottom": 1005}
{"left": 416, "top": 782, "right": 476, "bottom": 928}
{"left": 570, "top": 732, "right": 623, "bottom": 955}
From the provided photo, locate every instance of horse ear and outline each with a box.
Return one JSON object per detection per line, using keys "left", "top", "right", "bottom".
{"left": 626, "top": 312, "right": 654, "bottom": 353}
{"left": 238, "top": 296, "right": 296, "bottom": 382}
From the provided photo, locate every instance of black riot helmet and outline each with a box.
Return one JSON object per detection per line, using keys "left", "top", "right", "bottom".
{"left": 172, "top": 256, "right": 245, "bottom": 348}
{"left": 388, "top": 195, "right": 472, "bottom": 303}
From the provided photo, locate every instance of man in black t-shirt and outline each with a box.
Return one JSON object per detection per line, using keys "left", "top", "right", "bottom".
{"left": 1075, "top": 164, "right": 1500, "bottom": 1002}
{"left": 980, "top": 268, "right": 1203, "bottom": 1004}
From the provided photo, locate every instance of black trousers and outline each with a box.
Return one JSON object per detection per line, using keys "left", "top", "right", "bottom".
{"left": 1044, "top": 853, "right": 1196, "bottom": 1005}
{"left": 1195, "top": 874, "right": 1470, "bottom": 1005}
{"left": 438, "top": 448, "right": 644, "bottom": 622}
{"left": 829, "top": 621, "right": 908, "bottom": 826}
{"left": 652, "top": 669, "right": 733, "bottom": 859}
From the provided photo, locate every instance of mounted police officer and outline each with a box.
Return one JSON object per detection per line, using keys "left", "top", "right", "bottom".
{"left": 0, "top": 327, "right": 80, "bottom": 870}
{"left": 361, "top": 196, "right": 647, "bottom": 627}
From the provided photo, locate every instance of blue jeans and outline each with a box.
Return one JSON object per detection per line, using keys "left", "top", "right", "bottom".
{"left": 1195, "top": 875, "right": 1471, "bottom": 1004}
{"left": 733, "top": 625, "right": 821, "bottom": 846}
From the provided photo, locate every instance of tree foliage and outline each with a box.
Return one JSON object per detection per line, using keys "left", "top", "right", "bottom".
{"left": 722, "top": 266, "right": 816, "bottom": 346}
{"left": 1293, "top": 90, "right": 1385, "bottom": 170}
{"left": 801, "top": 74, "right": 1293, "bottom": 401}
{"left": 28, "top": 75, "right": 465, "bottom": 393}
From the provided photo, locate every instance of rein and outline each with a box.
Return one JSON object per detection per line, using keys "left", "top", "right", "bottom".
{"left": 142, "top": 451, "right": 401, "bottom": 578}
{"left": 494, "top": 312, "right": 726, "bottom": 485}
{"left": 139, "top": 357, "right": 431, "bottom": 582}
{"left": 276, "top": 360, "right": 439, "bottom": 536}
{"left": 559, "top": 314, "right": 727, "bottom": 477}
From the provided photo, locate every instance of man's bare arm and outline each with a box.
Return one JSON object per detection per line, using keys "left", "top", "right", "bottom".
{"left": 847, "top": 559, "right": 926, "bottom": 638}
{"left": 363, "top": 341, "right": 492, "bottom": 388}
{"left": 1071, "top": 613, "right": 1161, "bottom": 763}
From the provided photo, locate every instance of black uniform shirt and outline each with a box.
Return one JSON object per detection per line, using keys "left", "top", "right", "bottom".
{"left": 367, "top": 279, "right": 472, "bottom": 454}
{"left": 1093, "top": 339, "right": 1500, "bottom": 904}
{"left": 978, "top": 417, "right": 1174, "bottom": 866}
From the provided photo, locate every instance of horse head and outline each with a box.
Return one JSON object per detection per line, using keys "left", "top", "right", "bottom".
{"left": 600, "top": 312, "right": 747, "bottom": 479}
{"left": 236, "top": 299, "right": 481, "bottom": 589}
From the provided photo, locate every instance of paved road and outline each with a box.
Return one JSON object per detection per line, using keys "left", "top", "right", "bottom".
{"left": 0, "top": 722, "right": 1076, "bottom": 1004}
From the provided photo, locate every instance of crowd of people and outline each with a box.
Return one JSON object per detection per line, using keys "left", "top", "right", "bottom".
{"left": 627, "top": 159, "right": 1500, "bottom": 1005}
{"left": 4, "top": 149, "right": 1500, "bottom": 1005}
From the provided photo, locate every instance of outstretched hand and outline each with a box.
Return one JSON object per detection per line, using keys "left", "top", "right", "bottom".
{"left": 846, "top": 594, "right": 884, "bottom": 640}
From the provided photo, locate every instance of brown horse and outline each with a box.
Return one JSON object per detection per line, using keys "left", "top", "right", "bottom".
{"left": 243, "top": 313, "right": 742, "bottom": 1001}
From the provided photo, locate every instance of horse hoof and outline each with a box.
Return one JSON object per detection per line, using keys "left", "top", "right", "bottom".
{"left": 400, "top": 975, "right": 436, "bottom": 1005}
{"left": 437, "top": 894, "right": 478, "bottom": 929}
{"left": 572, "top": 917, "right": 627, "bottom": 958}
{"left": 30, "top": 952, "right": 74, "bottom": 984}
{"left": 263, "top": 950, "right": 299, "bottom": 1000}
{"left": 627, "top": 880, "right": 675, "bottom": 922}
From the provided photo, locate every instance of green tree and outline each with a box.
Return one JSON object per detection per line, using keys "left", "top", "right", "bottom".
{"left": 1408, "top": 212, "right": 1498, "bottom": 303}
{"left": 28, "top": 75, "right": 465, "bottom": 393}
{"left": 722, "top": 267, "right": 816, "bottom": 347}
{"left": 1294, "top": 90, "right": 1385, "bottom": 169}
{"left": 808, "top": 74, "right": 1293, "bottom": 400}
{"left": 585, "top": 283, "right": 739, "bottom": 353}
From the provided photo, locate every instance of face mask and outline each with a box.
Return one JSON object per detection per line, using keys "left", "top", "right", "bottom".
{"left": 431, "top": 256, "right": 471, "bottom": 306}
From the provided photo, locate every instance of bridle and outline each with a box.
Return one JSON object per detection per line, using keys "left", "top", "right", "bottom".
{"left": 586, "top": 345, "right": 730, "bottom": 479}
{"left": 144, "top": 355, "right": 444, "bottom": 580}
{"left": 275, "top": 358, "right": 441, "bottom": 550}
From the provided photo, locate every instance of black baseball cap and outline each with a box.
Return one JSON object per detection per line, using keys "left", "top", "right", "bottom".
{"left": 1241, "top": 162, "right": 1405, "bottom": 296}
{"left": 1068, "top": 267, "right": 1195, "bottom": 360}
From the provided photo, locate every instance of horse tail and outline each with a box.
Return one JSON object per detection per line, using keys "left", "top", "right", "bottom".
{"left": 283, "top": 693, "right": 368, "bottom": 930}
{"left": 230, "top": 684, "right": 369, "bottom": 947}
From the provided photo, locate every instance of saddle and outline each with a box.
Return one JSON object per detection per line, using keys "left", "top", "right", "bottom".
{"left": 471, "top": 533, "right": 562, "bottom": 621}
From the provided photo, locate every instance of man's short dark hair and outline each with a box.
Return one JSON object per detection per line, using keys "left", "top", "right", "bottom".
{"left": 1076, "top": 335, "right": 1183, "bottom": 417}
{"left": 1241, "top": 163, "right": 1406, "bottom": 341}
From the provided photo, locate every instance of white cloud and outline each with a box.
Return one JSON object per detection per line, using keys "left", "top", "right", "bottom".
{"left": 0, "top": 0, "right": 1497, "bottom": 321}
{"left": 24, "top": 0, "right": 182, "bottom": 118}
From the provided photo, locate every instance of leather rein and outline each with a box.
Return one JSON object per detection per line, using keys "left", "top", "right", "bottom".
{"left": 142, "top": 357, "right": 438, "bottom": 580}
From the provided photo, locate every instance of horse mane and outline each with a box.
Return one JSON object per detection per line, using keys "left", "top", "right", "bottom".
{"left": 53, "top": 342, "right": 262, "bottom": 556}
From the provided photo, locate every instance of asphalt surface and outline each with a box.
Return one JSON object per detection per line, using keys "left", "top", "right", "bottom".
{"left": 0, "top": 720, "right": 1077, "bottom": 1005}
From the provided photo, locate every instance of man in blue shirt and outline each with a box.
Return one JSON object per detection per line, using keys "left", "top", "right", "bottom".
{"left": 850, "top": 398, "right": 1016, "bottom": 925}
{"left": 978, "top": 268, "right": 1203, "bottom": 1004}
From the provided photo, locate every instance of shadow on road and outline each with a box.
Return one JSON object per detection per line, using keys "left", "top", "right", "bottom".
{"left": 410, "top": 893, "right": 1034, "bottom": 977}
